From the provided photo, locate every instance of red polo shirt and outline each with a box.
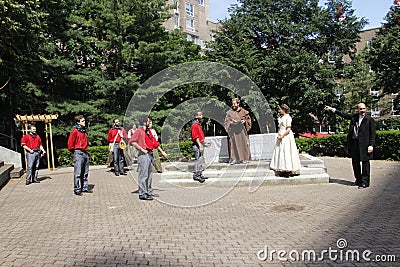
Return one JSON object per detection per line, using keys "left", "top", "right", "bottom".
{"left": 21, "top": 134, "right": 42, "bottom": 149}
{"left": 191, "top": 121, "right": 205, "bottom": 143}
{"left": 67, "top": 128, "right": 88, "bottom": 151}
{"left": 107, "top": 127, "right": 128, "bottom": 143}
{"left": 129, "top": 128, "right": 159, "bottom": 150}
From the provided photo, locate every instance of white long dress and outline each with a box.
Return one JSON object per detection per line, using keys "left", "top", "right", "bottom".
{"left": 270, "top": 114, "right": 301, "bottom": 173}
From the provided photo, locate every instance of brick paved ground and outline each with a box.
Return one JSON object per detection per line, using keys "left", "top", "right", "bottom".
{"left": 0, "top": 157, "right": 399, "bottom": 266}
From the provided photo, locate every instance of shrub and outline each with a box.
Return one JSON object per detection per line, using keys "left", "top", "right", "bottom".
{"left": 57, "top": 131, "right": 399, "bottom": 167}
{"left": 57, "top": 146, "right": 109, "bottom": 167}
{"left": 295, "top": 130, "right": 400, "bottom": 161}
{"left": 56, "top": 142, "right": 195, "bottom": 167}
{"left": 161, "top": 141, "right": 193, "bottom": 160}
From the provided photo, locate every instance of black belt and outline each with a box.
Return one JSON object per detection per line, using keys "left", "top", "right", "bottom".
{"left": 139, "top": 149, "right": 153, "bottom": 155}
{"left": 32, "top": 149, "right": 41, "bottom": 152}
{"left": 75, "top": 149, "right": 88, "bottom": 153}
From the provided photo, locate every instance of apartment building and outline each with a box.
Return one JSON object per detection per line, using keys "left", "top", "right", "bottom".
{"left": 356, "top": 28, "right": 399, "bottom": 119}
{"left": 164, "top": 0, "right": 220, "bottom": 48}
{"left": 338, "top": 27, "right": 399, "bottom": 120}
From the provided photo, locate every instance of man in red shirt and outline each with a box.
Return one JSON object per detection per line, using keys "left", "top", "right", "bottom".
{"left": 191, "top": 111, "right": 211, "bottom": 183}
{"left": 129, "top": 116, "right": 168, "bottom": 201}
{"left": 21, "top": 124, "right": 46, "bottom": 185}
{"left": 106, "top": 119, "right": 128, "bottom": 176}
{"left": 67, "top": 115, "right": 92, "bottom": 196}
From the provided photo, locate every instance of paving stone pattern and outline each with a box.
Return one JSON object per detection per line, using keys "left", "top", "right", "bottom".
{"left": 0, "top": 157, "right": 399, "bottom": 266}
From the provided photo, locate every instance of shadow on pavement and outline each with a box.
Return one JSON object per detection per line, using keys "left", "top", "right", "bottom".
{"left": 329, "top": 178, "right": 354, "bottom": 186}
{"left": 37, "top": 176, "right": 52, "bottom": 182}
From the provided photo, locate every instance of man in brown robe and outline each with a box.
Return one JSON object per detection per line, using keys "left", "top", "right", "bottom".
{"left": 224, "top": 98, "right": 252, "bottom": 164}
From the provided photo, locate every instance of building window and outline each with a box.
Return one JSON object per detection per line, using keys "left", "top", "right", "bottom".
{"left": 187, "top": 34, "right": 204, "bottom": 47}
{"left": 370, "top": 104, "right": 380, "bottom": 118}
{"left": 186, "top": 18, "right": 194, "bottom": 32}
{"left": 198, "top": 0, "right": 204, "bottom": 5}
{"left": 173, "top": 1, "right": 179, "bottom": 14}
{"left": 393, "top": 96, "right": 400, "bottom": 116}
{"left": 370, "top": 88, "right": 379, "bottom": 97}
{"left": 174, "top": 16, "right": 180, "bottom": 28}
{"left": 366, "top": 40, "right": 373, "bottom": 51}
{"left": 327, "top": 47, "right": 343, "bottom": 64}
{"left": 211, "top": 32, "right": 216, "bottom": 42}
{"left": 186, "top": 2, "right": 194, "bottom": 17}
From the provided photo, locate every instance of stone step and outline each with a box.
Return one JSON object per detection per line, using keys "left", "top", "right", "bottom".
{"left": 0, "top": 164, "right": 14, "bottom": 188}
{"left": 10, "top": 167, "right": 24, "bottom": 179}
{"left": 157, "top": 173, "right": 330, "bottom": 187}
{"left": 164, "top": 156, "right": 326, "bottom": 172}
{"left": 159, "top": 167, "right": 326, "bottom": 180}
{"left": 132, "top": 154, "right": 330, "bottom": 187}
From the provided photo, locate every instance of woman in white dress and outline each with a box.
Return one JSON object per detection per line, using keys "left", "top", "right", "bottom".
{"left": 270, "top": 104, "right": 301, "bottom": 177}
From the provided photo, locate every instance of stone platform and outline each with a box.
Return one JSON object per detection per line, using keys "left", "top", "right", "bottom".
{"left": 154, "top": 154, "right": 329, "bottom": 187}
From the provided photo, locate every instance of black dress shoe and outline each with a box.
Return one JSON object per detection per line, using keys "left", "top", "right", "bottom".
{"left": 120, "top": 172, "right": 127, "bottom": 175}
{"left": 26, "top": 181, "right": 31, "bottom": 185}
{"left": 193, "top": 176, "right": 205, "bottom": 183}
{"left": 74, "top": 191, "right": 82, "bottom": 196}
{"left": 83, "top": 189, "right": 93, "bottom": 193}
{"left": 200, "top": 175, "right": 208, "bottom": 179}
{"left": 115, "top": 172, "right": 120, "bottom": 176}
{"left": 139, "top": 194, "right": 153, "bottom": 201}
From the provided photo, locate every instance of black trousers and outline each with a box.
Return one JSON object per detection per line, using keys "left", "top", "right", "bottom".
{"left": 350, "top": 140, "right": 370, "bottom": 186}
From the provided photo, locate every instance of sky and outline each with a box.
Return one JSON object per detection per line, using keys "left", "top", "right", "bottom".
{"left": 209, "top": 0, "right": 394, "bottom": 30}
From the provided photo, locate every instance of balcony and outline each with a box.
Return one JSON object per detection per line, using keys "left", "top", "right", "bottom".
{"left": 371, "top": 110, "right": 380, "bottom": 118}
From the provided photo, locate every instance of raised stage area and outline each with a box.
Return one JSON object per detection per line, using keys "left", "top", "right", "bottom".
{"left": 155, "top": 154, "right": 329, "bottom": 187}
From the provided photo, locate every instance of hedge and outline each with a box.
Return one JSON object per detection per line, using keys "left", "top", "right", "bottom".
{"left": 56, "top": 141, "right": 195, "bottom": 167}
{"left": 56, "top": 131, "right": 400, "bottom": 167}
{"left": 295, "top": 130, "right": 400, "bottom": 161}
{"left": 57, "top": 146, "right": 110, "bottom": 167}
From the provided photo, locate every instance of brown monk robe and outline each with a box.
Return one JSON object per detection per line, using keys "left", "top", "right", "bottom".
{"left": 224, "top": 98, "right": 252, "bottom": 164}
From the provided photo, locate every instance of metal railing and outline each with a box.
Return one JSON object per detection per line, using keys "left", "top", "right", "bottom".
{"left": 0, "top": 132, "right": 18, "bottom": 151}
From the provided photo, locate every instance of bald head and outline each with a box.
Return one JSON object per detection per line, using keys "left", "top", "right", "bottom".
{"left": 357, "top": 103, "right": 367, "bottom": 116}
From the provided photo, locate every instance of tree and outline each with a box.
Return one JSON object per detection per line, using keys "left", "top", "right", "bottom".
{"left": 206, "top": 0, "right": 367, "bottom": 132}
{"left": 341, "top": 54, "right": 376, "bottom": 110}
{"left": 367, "top": 1, "right": 400, "bottom": 95}
{"left": 0, "top": 0, "right": 48, "bottom": 148}
{"left": 40, "top": 0, "right": 201, "bottom": 146}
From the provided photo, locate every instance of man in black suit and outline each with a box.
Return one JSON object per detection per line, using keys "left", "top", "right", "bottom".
{"left": 325, "top": 103, "right": 376, "bottom": 189}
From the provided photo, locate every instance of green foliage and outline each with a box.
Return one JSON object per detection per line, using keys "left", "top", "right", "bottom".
{"left": 160, "top": 141, "right": 193, "bottom": 161}
{"left": 57, "top": 141, "right": 195, "bottom": 167}
{"left": 296, "top": 134, "right": 348, "bottom": 157}
{"left": 367, "top": 2, "right": 400, "bottom": 95}
{"left": 40, "top": 0, "right": 203, "bottom": 146}
{"left": 57, "top": 130, "right": 400, "bottom": 167}
{"left": 374, "top": 130, "right": 400, "bottom": 161}
{"left": 0, "top": 0, "right": 49, "bottom": 131}
{"left": 207, "top": 0, "right": 367, "bottom": 132}
{"left": 340, "top": 54, "right": 377, "bottom": 111}
{"left": 1, "top": 0, "right": 203, "bottom": 148}
{"left": 57, "top": 146, "right": 110, "bottom": 167}
{"left": 296, "top": 130, "right": 400, "bottom": 160}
